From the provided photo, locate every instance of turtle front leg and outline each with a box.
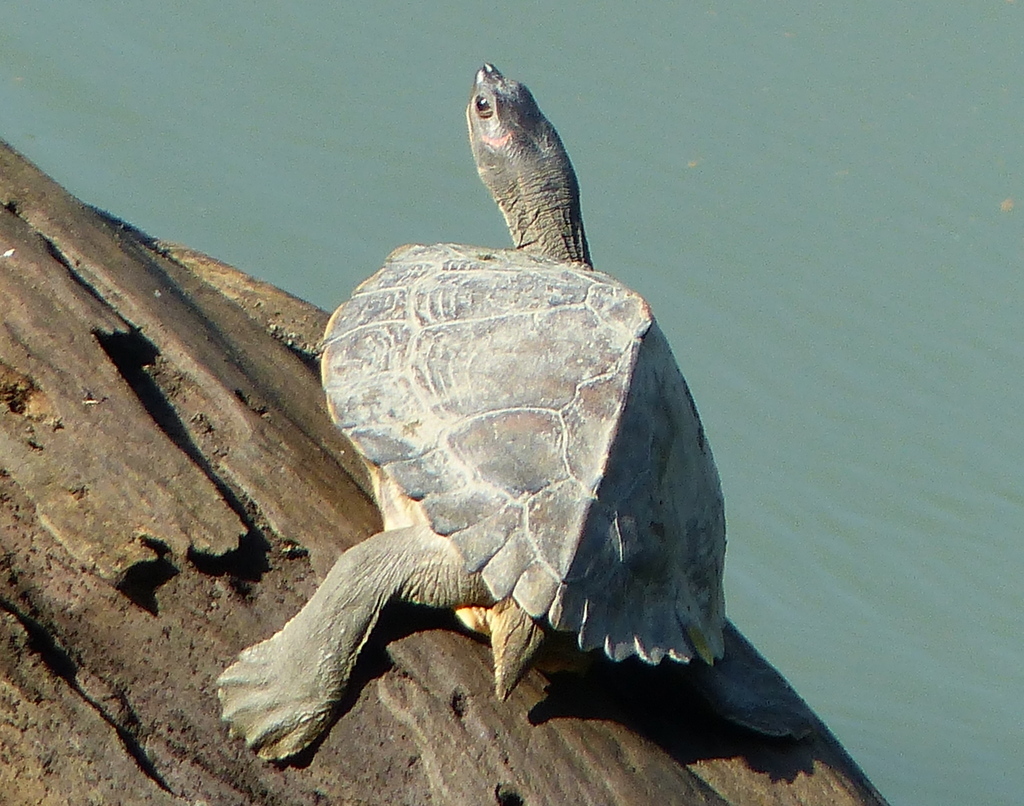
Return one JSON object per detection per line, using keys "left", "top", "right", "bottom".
{"left": 216, "top": 524, "right": 488, "bottom": 760}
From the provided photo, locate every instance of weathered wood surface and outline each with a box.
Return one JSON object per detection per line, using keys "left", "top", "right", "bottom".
{"left": 0, "top": 139, "right": 890, "bottom": 806}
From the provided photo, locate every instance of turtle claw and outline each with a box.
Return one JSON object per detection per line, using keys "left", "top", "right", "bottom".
{"left": 217, "top": 637, "right": 339, "bottom": 760}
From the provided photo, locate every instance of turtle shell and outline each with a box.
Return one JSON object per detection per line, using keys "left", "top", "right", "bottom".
{"left": 322, "top": 243, "right": 725, "bottom": 664}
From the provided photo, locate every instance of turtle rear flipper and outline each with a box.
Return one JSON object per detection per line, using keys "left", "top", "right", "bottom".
{"left": 217, "top": 636, "right": 338, "bottom": 760}
{"left": 217, "top": 524, "right": 486, "bottom": 759}
{"left": 684, "top": 621, "right": 815, "bottom": 740}
{"left": 489, "top": 597, "right": 545, "bottom": 699}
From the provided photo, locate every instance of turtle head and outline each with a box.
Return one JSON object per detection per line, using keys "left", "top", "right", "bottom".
{"left": 467, "top": 64, "right": 546, "bottom": 153}
{"left": 467, "top": 64, "right": 592, "bottom": 268}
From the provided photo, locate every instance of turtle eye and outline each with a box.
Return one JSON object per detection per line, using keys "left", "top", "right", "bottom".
{"left": 474, "top": 95, "right": 493, "bottom": 119}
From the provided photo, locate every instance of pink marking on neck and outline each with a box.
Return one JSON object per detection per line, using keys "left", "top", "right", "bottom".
{"left": 481, "top": 132, "right": 512, "bottom": 148}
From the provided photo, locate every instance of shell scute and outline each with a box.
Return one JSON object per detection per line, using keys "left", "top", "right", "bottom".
{"left": 450, "top": 505, "right": 521, "bottom": 573}
{"left": 387, "top": 448, "right": 454, "bottom": 500}
{"left": 413, "top": 266, "right": 590, "bottom": 325}
{"left": 421, "top": 484, "right": 508, "bottom": 536}
{"left": 585, "top": 281, "right": 652, "bottom": 337}
{"left": 354, "top": 257, "right": 436, "bottom": 292}
{"left": 561, "top": 373, "right": 631, "bottom": 491}
{"left": 524, "top": 478, "right": 586, "bottom": 578}
{"left": 512, "top": 562, "right": 560, "bottom": 619}
{"left": 410, "top": 308, "right": 622, "bottom": 418}
{"left": 481, "top": 530, "right": 537, "bottom": 601}
{"left": 327, "top": 286, "right": 408, "bottom": 335}
{"left": 449, "top": 409, "right": 565, "bottom": 496}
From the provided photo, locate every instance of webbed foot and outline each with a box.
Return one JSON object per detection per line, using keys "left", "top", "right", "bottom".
{"left": 217, "top": 524, "right": 490, "bottom": 759}
{"left": 217, "top": 634, "right": 338, "bottom": 760}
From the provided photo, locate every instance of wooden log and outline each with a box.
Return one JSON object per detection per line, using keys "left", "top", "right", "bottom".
{"left": 0, "top": 138, "right": 890, "bottom": 806}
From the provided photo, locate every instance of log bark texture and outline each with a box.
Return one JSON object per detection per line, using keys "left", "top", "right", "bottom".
{"left": 0, "top": 139, "right": 890, "bottom": 806}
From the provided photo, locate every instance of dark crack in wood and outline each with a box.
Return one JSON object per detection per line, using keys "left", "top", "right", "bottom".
{"left": 94, "top": 328, "right": 272, "bottom": 589}
{"left": 0, "top": 598, "right": 173, "bottom": 793}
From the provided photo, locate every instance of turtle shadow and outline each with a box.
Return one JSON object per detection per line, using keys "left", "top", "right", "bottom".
{"left": 528, "top": 622, "right": 821, "bottom": 783}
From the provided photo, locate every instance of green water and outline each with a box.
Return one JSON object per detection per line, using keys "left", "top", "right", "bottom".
{"left": 3, "top": 4, "right": 1022, "bottom": 804}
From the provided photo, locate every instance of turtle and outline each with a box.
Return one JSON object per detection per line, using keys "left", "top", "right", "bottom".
{"left": 217, "top": 64, "right": 807, "bottom": 761}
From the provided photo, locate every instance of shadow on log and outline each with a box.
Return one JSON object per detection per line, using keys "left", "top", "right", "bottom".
{"left": 0, "top": 139, "right": 889, "bottom": 805}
